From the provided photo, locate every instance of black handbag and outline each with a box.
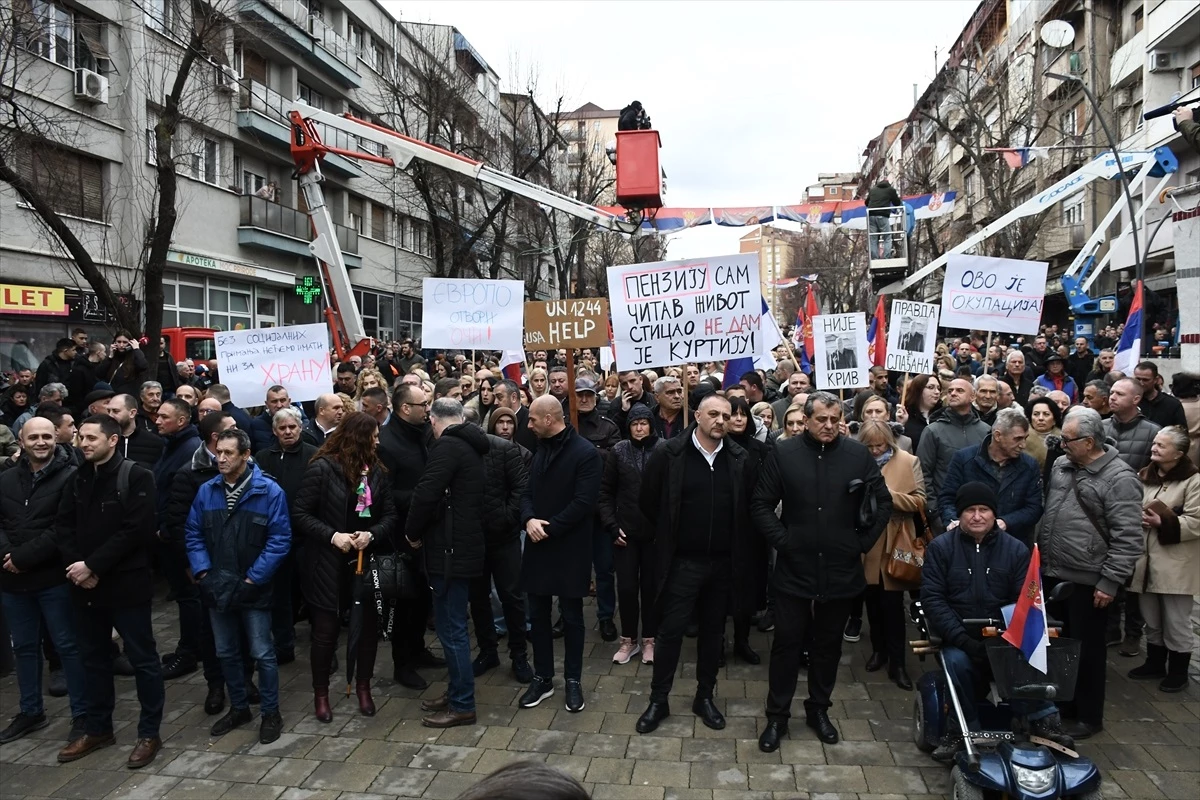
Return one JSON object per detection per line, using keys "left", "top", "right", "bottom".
{"left": 847, "top": 478, "right": 878, "bottom": 531}
{"left": 371, "top": 551, "right": 418, "bottom": 600}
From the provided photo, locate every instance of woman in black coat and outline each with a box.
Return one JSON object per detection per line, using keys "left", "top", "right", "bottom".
{"left": 598, "top": 404, "right": 662, "bottom": 666}
{"left": 291, "top": 412, "right": 397, "bottom": 722}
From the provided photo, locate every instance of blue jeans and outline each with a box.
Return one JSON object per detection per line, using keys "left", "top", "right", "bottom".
{"left": 209, "top": 608, "right": 279, "bottom": 714}
{"left": 2, "top": 585, "right": 87, "bottom": 718}
{"left": 592, "top": 525, "right": 615, "bottom": 623}
{"left": 431, "top": 576, "right": 474, "bottom": 713}
{"left": 941, "top": 645, "right": 1055, "bottom": 730}
{"left": 75, "top": 602, "right": 164, "bottom": 738}
{"left": 869, "top": 214, "right": 893, "bottom": 258}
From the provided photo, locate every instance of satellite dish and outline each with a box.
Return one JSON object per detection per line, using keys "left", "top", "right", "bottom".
{"left": 1040, "top": 20, "right": 1076, "bottom": 50}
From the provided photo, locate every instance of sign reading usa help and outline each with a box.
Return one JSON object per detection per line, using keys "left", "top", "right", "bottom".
{"left": 606, "top": 253, "right": 762, "bottom": 370}
{"left": 421, "top": 278, "right": 525, "bottom": 351}
{"left": 215, "top": 323, "right": 330, "bottom": 407}
{"left": 941, "top": 254, "right": 1048, "bottom": 335}
{"left": 524, "top": 298, "right": 610, "bottom": 348}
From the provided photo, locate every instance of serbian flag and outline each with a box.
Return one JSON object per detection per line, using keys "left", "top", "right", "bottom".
{"left": 793, "top": 305, "right": 812, "bottom": 374}
{"left": 867, "top": 295, "right": 887, "bottom": 367}
{"left": 988, "top": 147, "right": 1041, "bottom": 170}
{"left": 499, "top": 350, "right": 524, "bottom": 383}
{"left": 803, "top": 284, "right": 818, "bottom": 362}
{"left": 1002, "top": 544, "right": 1050, "bottom": 674}
{"left": 1114, "top": 280, "right": 1143, "bottom": 374}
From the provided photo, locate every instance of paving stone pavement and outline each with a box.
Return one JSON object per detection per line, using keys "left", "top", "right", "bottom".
{"left": 1, "top": 597, "right": 1197, "bottom": 799}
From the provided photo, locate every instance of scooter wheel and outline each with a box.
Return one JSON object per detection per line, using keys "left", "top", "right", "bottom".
{"left": 950, "top": 766, "right": 985, "bottom": 800}
{"left": 913, "top": 693, "right": 934, "bottom": 753}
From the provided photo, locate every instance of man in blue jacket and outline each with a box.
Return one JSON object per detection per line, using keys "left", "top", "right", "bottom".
{"left": 937, "top": 408, "right": 1043, "bottom": 546}
{"left": 922, "top": 482, "right": 1071, "bottom": 763}
{"left": 185, "top": 428, "right": 291, "bottom": 746}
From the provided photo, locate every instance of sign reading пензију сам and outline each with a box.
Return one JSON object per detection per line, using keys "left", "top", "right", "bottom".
{"left": 606, "top": 254, "right": 763, "bottom": 371}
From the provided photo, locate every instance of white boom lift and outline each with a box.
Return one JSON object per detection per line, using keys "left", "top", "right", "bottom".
{"left": 286, "top": 101, "right": 651, "bottom": 358}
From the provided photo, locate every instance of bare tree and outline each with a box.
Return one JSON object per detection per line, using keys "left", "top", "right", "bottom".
{"left": 795, "top": 227, "right": 871, "bottom": 315}
{"left": 1, "top": 0, "right": 243, "bottom": 374}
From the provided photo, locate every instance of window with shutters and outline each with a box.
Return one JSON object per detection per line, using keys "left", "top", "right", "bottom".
{"left": 16, "top": 143, "right": 105, "bottom": 221}
{"left": 15, "top": 0, "right": 74, "bottom": 68}
{"left": 371, "top": 205, "right": 388, "bottom": 240}
{"left": 348, "top": 196, "right": 364, "bottom": 234}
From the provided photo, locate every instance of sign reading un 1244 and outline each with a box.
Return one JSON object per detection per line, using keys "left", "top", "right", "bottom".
{"left": 524, "top": 298, "right": 610, "bottom": 348}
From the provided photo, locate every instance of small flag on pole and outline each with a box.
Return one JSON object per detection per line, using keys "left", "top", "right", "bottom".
{"left": 1114, "top": 280, "right": 1143, "bottom": 374}
{"left": 867, "top": 295, "right": 887, "bottom": 367}
{"left": 1002, "top": 544, "right": 1050, "bottom": 674}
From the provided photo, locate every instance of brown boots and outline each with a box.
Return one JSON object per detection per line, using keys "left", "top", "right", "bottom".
{"left": 313, "top": 688, "right": 332, "bottom": 723}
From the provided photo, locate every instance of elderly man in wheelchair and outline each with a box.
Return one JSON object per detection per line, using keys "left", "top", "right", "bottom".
{"left": 920, "top": 482, "right": 1075, "bottom": 762}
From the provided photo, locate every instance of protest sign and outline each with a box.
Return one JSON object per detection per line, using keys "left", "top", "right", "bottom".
{"left": 812, "top": 313, "right": 869, "bottom": 390}
{"left": 215, "top": 323, "right": 330, "bottom": 407}
{"left": 941, "top": 254, "right": 1047, "bottom": 335}
{"left": 524, "top": 298, "right": 610, "bottom": 349}
{"left": 606, "top": 253, "right": 762, "bottom": 370}
{"left": 885, "top": 299, "right": 940, "bottom": 373}
{"left": 421, "top": 278, "right": 525, "bottom": 350}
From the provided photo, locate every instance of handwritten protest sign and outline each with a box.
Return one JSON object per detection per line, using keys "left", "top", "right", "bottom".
{"left": 524, "top": 298, "right": 610, "bottom": 349}
{"left": 421, "top": 278, "right": 525, "bottom": 350}
{"left": 215, "top": 323, "right": 330, "bottom": 407}
{"left": 812, "top": 313, "right": 869, "bottom": 390}
{"left": 941, "top": 254, "right": 1047, "bottom": 335}
{"left": 885, "top": 300, "right": 940, "bottom": 373}
{"left": 606, "top": 254, "right": 762, "bottom": 370}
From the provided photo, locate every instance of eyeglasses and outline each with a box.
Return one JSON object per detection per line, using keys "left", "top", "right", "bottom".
{"left": 1060, "top": 435, "right": 1091, "bottom": 445}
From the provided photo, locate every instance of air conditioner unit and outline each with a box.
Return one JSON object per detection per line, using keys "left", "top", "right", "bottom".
{"left": 74, "top": 68, "right": 109, "bottom": 104}
{"left": 215, "top": 65, "right": 238, "bottom": 93}
{"left": 1148, "top": 50, "right": 1176, "bottom": 72}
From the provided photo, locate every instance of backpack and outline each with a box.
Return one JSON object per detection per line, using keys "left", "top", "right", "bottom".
{"left": 115, "top": 458, "right": 134, "bottom": 508}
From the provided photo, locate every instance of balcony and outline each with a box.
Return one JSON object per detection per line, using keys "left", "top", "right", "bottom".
{"left": 236, "top": 81, "right": 362, "bottom": 178}
{"left": 238, "top": 195, "right": 362, "bottom": 268}
{"left": 238, "top": 0, "right": 361, "bottom": 88}
{"left": 1110, "top": 27, "right": 1146, "bottom": 88}
{"left": 1043, "top": 50, "right": 1085, "bottom": 100}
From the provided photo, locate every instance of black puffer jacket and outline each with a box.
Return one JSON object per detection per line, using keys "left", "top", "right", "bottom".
{"left": 255, "top": 440, "right": 319, "bottom": 513}
{"left": 66, "top": 354, "right": 103, "bottom": 417}
{"left": 751, "top": 432, "right": 893, "bottom": 600}
{"left": 598, "top": 434, "right": 662, "bottom": 543}
{"left": 101, "top": 349, "right": 149, "bottom": 397}
{"left": 481, "top": 433, "right": 528, "bottom": 546}
{"left": 119, "top": 426, "right": 165, "bottom": 469}
{"left": 921, "top": 525, "right": 1031, "bottom": 650}
{"left": 35, "top": 353, "right": 74, "bottom": 393}
{"left": 405, "top": 423, "right": 489, "bottom": 578}
{"left": 0, "top": 447, "right": 78, "bottom": 593}
{"left": 291, "top": 456, "right": 398, "bottom": 612}
{"left": 377, "top": 415, "right": 430, "bottom": 528}
{"left": 57, "top": 453, "right": 158, "bottom": 608}
{"left": 165, "top": 444, "right": 217, "bottom": 542}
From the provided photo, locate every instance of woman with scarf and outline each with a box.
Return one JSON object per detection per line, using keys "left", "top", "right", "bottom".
{"left": 598, "top": 405, "right": 663, "bottom": 666}
{"left": 466, "top": 376, "right": 499, "bottom": 431}
{"left": 898, "top": 373, "right": 942, "bottom": 450}
{"left": 292, "top": 412, "right": 397, "bottom": 722}
{"left": 724, "top": 397, "right": 769, "bottom": 665}
{"left": 856, "top": 419, "right": 925, "bottom": 690}
{"left": 1128, "top": 426, "right": 1200, "bottom": 692}
{"left": 1024, "top": 396, "right": 1063, "bottom": 470}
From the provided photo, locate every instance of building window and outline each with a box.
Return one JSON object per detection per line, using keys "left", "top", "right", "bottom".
{"left": 242, "top": 169, "right": 266, "bottom": 196}
{"left": 1192, "top": 62, "right": 1200, "bottom": 90}
{"left": 395, "top": 296, "right": 422, "bottom": 341}
{"left": 1061, "top": 103, "right": 1084, "bottom": 142}
{"left": 1128, "top": 7, "right": 1144, "bottom": 41}
{"left": 298, "top": 82, "right": 325, "bottom": 110}
{"left": 371, "top": 205, "right": 388, "bottom": 240}
{"left": 162, "top": 272, "right": 269, "bottom": 330}
{"left": 16, "top": 0, "right": 74, "bottom": 67}
{"left": 188, "top": 137, "right": 220, "bottom": 184}
{"left": 352, "top": 288, "right": 394, "bottom": 340}
{"left": 144, "top": 0, "right": 181, "bottom": 37}
{"left": 348, "top": 195, "right": 364, "bottom": 234}
{"left": 15, "top": 142, "right": 104, "bottom": 220}
{"left": 1062, "top": 191, "right": 1085, "bottom": 226}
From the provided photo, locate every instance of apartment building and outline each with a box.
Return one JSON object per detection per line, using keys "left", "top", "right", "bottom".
{"left": 740, "top": 224, "right": 811, "bottom": 325}
{"left": 1, "top": 0, "right": 557, "bottom": 364}
{"left": 803, "top": 173, "right": 860, "bottom": 205}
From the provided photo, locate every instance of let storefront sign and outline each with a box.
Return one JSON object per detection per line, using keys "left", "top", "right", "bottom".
{"left": 1, "top": 284, "right": 68, "bottom": 316}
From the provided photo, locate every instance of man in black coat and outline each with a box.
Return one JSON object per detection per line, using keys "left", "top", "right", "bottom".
{"left": 468, "top": 428, "right": 532, "bottom": 685}
{"left": 56, "top": 414, "right": 165, "bottom": 769}
{"left": 633, "top": 394, "right": 752, "bottom": 735}
{"left": 517, "top": 396, "right": 602, "bottom": 715}
{"left": 751, "top": 392, "right": 892, "bottom": 751}
{"left": 106, "top": 395, "right": 164, "bottom": 468}
{"left": 575, "top": 377, "right": 621, "bottom": 642}
{"left": 254, "top": 407, "right": 317, "bottom": 666}
{"left": 0, "top": 422, "right": 88, "bottom": 744}
{"left": 35, "top": 338, "right": 77, "bottom": 394}
{"left": 377, "top": 383, "right": 443, "bottom": 689}
{"left": 404, "top": 398, "right": 489, "bottom": 729}
{"left": 66, "top": 341, "right": 108, "bottom": 417}
{"left": 166, "top": 411, "right": 239, "bottom": 716}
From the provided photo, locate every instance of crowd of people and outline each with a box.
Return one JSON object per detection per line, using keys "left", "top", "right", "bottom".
{"left": 0, "top": 325, "right": 1197, "bottom": 771}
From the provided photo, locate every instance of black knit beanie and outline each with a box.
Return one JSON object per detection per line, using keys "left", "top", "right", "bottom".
{"left": 955, "top": 482, "right": 998, "bottom": 516}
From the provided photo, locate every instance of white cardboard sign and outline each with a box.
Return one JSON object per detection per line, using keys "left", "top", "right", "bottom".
{"left": 941, "top": 254, "right": 1047, "bottom": 335}
{"left": 420, "top": 278, "right": 525, "bottom": 350}
{"left": 813, "top": 313, "right": 869, "bottom": 390}
{"left": 214, "top": 323, "right": 330, "bottom": 408}
{"left": 885, "top": 299, "right": 940, "bottom": 373}
{"left": 606, "top": 253, "right": 763, "bottom": 370}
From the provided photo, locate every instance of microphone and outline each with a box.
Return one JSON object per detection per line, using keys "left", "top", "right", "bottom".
{"left": 1142, "top": 101, "right": 1180, "bottom": 121}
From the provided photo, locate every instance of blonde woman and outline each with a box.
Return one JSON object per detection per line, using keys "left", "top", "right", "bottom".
{"left": 603, "top": 374, "right": 621, "bottom": 404}
{"left": 751, "top": 401, "right": 776, "bottom": 431}
{"left": 856, "top": 419, "right": 925, "bottom": 690}
{"left": 778, "top": 404, "right": 805, "bottom": 440}
{"left": 528, "top": 368, "right": 548, "bottom": 398}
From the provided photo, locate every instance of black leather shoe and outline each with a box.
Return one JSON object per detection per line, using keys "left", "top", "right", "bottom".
{"left": 758, "top": 720, "right": 788, "bottom": 752}
{"left": 551, "top": 616, "right": 565, "bottom": 639}
{"left": 806, "top": 710, "right": 839, "bottom": 744}
{"left": 1061, "top": 720, "right": 1102, "bottom": 740}
{"left": 394, "top": 665, "right": 430, "bottom": 690}
{"left": 598, "top": 618, "right": 618, "bottom": 642}
{"left": 865, "top": 652, "right": 887, "bottom": 672}
{"left": 204, "top": 684, "right": 226, "bottom": 716}
{"left": 415, "top": 649, "right": 446, "bottom": 668}
{"left": 472, "top": 652, "right": 500, "bottom": 677}
{"left": 692, "top": 697, "right": 725, "bottom": 730}
{"left": 210, "top": 706, "right": 252, "bottom": 737}
{"left": 889, "top": 665, "right": 913, "bottom": 691}
{"left": 734, "top": 641, "right": 761, "bottom": 665}
{"left": 511, "top": 657, "right": 534, "bottom": 684}
{"left": 636, "top": 701, "right": 670, "bottom": 734}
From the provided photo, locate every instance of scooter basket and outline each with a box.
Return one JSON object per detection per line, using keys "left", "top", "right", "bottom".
{"left": 984, "top": 637, "right": 1081, "bottom": 702}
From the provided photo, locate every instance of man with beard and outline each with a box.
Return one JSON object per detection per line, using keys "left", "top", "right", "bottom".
{"left": 107, "top": 395, "right": 164, "bottom": 468}
{"left": 751, "top": 392, "right": 891, "bottom": 750}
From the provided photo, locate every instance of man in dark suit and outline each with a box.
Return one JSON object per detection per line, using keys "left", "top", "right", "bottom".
{"left": 898, "top": 316, "right": 925, "bottom": 353}
{"left": 517, "top": 396, "right": 602, "bottom": 715}
{"left": 827, "top": 335, "right": 858, "bottom": 372}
